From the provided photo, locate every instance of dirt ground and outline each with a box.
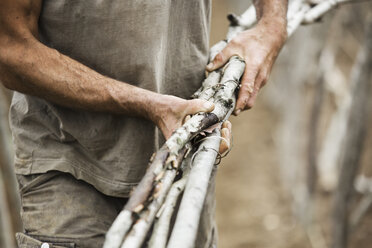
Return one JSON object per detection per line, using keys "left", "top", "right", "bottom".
{"left": 215, "top": 100, "right": 311, "bottom": 248}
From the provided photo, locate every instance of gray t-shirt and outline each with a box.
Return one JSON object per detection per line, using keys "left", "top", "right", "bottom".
{"left": 10, "top": 0, "right": 211, "bottom": 197}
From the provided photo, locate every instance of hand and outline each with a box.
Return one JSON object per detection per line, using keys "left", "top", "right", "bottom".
{"left": 152, "top": 95, "right": 215, "bottom": 139}
{"left": 151, "top": 95, "right": 232, "bottom": 155}
{"left": 206, "top": 20, "right": 287, "bottom": 115}
{"left": 219, "top": 120, "right": 232, "bottom": 154}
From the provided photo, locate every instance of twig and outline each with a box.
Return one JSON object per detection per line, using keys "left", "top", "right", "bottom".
{"left": 148, "top": 174, "right": 189, "bottom": 248}
{"left": 167, "top": 130, "right": 221, "bottom": 248}
{"left": 104, "top": 148, "right": 188, "bottom": 248}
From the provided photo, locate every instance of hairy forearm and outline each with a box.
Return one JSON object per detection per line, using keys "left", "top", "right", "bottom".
{"left": 0, "top": 37, "right": 164, "bottom": 121}
{"left": 253, "top": 0, "right": 288, "bottom": 27}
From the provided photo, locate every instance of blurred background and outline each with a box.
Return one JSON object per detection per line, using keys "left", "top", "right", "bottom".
{"left": 1, "top": 1, "right": 372, "bottom": 248}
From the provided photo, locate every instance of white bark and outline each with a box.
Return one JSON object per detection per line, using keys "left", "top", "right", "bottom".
{"left": 192, "top": 71, "right": 222, "bottom": 101}
{"left": 302, "top": 0, "right": 349, "bottom": 24}
{"left": 288, "top": 5, "right": 310, "bottom": 36}
{"left": 120, "top": 169, "right": 177, "bottom": 248}
{"left": 165, "top": 56, "right": 245, "bottom": 156}
{"left": 103, "top": 210, "right": 133, "bottom": 248}
{"left": 167, "top": 130, "right": 221, "bottom": 248}
{"left": 148, "top": 176, "right": 188, "bottom": 248}
{"left": 226, "top": 5, "right": 256, "bottom": 41}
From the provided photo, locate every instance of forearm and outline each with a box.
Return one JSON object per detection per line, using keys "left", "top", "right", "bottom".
{"left": 253, "top": 0, "right": 288, "bottom": 30}
{"left": 0, "top": 37, "right": 163, "bottom": 122}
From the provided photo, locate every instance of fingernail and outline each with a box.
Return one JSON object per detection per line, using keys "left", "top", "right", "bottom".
{"left": 206, "top": 62, "right": 214, "bottom": 70}
{"left": 226, "top": 120, "right": 232, "bottom": 129}
{"left": 235, "top": 109, "right": 241, "bottom": 115}
{"left": 203, "top": 101, "right": 214, "bottom": 110}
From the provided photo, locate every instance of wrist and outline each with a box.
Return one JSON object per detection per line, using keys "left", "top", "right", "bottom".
{"left": 256, "top": 16, "right": 287, "bottom": 45}
{"left": 145, "top": 93, "right": 172, "bottom": 129}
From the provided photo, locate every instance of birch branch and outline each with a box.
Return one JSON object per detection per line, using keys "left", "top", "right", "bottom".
{"left": 120, "top": 154, "right": 187, "bottom": 248}
{"left": 148, "top": 174, "right": 189, "bottom": 248}
{"left": 115, "top": 55, "right": 244, "bottom": 248}
{"left": 167, "top": 130, "right": 221, "bottom": 248}
{"left": 104, "top": 147, "right": 188, "bottom": 248}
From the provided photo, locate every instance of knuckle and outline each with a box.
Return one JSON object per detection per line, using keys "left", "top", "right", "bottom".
{"left": 215, "top": 52, "right": 224, "bottom": 63}
{"left": 230, "top": 36, "right": 244, "bottom": 46}
{"left": 246, "top": 100, "right": 255, "bottom": 109}
{"left": 238, "top": 96, "right": 248, "bottom": 107}
{"left": 241, "top": 83, "right": 254, "bottom": 93}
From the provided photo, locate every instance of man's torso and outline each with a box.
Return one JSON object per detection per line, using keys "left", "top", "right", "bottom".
{"left": 10, "top": 0, "right": 211, "bottom": 197}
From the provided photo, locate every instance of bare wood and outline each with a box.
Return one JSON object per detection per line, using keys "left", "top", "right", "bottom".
{"left": 167, "top": 130, "right": 221, "bottom": 248}
{"left": 103, "top": 210, "right": 133, "bottom": 248}
{"left": 124, "top": 146, "right": 170, "bottom": 212}
{"left": 119, "top": 148, "right": 188, "bottom": 248}
{"left": 148, "top": 176, "right": 188, "bottom": 248}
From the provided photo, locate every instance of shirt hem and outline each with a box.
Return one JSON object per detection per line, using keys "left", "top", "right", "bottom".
{"left": 14, "top": 158, "right": 139, "bottom": 198}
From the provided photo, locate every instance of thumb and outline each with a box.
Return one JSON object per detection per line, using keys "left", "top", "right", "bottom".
{"left": 184, "top": 99, "right": 215, "bottom": 115}
{"left": 206, "top": 47, "right": 232, "bottom": 72}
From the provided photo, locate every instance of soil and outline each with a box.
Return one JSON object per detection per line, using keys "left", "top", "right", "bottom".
{"left": 215, "top": 99, "right": 311, "bottom": 248}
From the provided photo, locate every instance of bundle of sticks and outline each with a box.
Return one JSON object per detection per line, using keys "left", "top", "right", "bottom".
{"left": 103, "top": 1, "right": 355, "bottom": 248}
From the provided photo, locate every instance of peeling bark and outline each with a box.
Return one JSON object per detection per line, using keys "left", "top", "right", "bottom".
{"left": 148, "top": 175, "right": 188, "bottom": 248}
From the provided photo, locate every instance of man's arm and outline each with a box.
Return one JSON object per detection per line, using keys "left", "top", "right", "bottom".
{"left": 207, "top": 0, "right": 288, "bottom": 115}
{"left": 0, "top": 0, "right": 215, "bottom": 139}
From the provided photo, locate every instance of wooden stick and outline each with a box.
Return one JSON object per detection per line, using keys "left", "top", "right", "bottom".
{"left": 117, "top": 55, "right": 246, "bottom": 245}
{"left": 148, "top": 175, "right": 188, "bottom": 248}
{"left": 123, "top": 56, "right": 244, "bottom": 215}
{"left": 104, "top": 148, "right": 188, "bottom": 248}
{"left": 103, "top": 210, "right": 133, "bottom": 248}
{"left": 167, "top": 130, "right": 221, "bottom": 248}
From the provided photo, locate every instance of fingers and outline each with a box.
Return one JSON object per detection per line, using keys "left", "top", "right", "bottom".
{"left": 206, "top": 46, "right": 233, "bottom": 72}
{"left": 234, "top": 63, "right": 270, "bottom": 114}
{"left": 184, "top": 99, "right": 215, "bottom": 116}
{"left": 234, "top": 65, "right": 259, "bottom": 114}
{"left": 246, "top": 69, "right": 268, "bottom": 109}
{"left": 219, "top": 120, "right": 232, "bottom": 154}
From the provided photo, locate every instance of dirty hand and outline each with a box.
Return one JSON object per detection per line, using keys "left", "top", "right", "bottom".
{"left": 206, "top": 21, "right": 287, "bottom": 115}
{"left": 153, "top": 95, "right": 215, "bottom": 139}
{"left": 153, "top": 95, "right": 232, "bottom": 154}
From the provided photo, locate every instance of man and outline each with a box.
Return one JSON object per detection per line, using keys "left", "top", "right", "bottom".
{"left": 0, "top": 0, "right": 287, "bottom": 247}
